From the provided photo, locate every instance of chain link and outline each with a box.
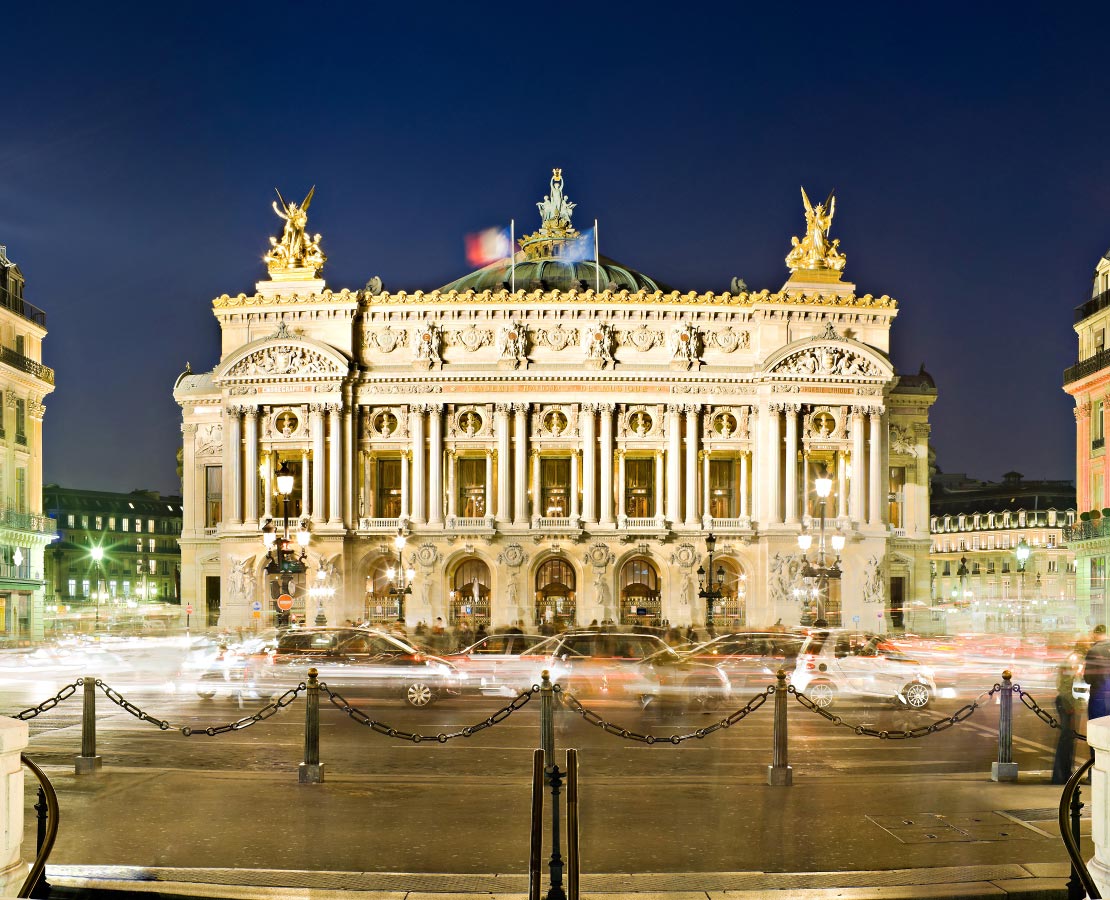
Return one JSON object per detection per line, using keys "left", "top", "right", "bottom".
{"left": 1012, "top": 683, "right": 1088, "bottom": 743}
{"left": 559, "top": 686, "right": 773, "bottom": 744}
{"left": 319, "top": 683, "right": 539, "bottom": 742}
{"left": 95, "top": 680, "right": 174, "bottom": 730}
{"left": 180, "top": 684, "right": 307, "bottom": 736}
{"left": 13, "top": 680, "right": 82, "bottom": 720}
{"left": 788, "top": 683, "right": 1001, "bottom": 739}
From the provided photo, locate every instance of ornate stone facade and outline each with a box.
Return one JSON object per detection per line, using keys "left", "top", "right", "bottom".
{"left": 175, "top": 179, "right": 935, "bottom": 633}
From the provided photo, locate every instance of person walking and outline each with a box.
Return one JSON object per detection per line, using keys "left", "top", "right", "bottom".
{"left": 1052, "top": 650, "right": 1080, "bottom": 784}
{"left": 1085, "top": 625, "right": 1110, "bottom": 721}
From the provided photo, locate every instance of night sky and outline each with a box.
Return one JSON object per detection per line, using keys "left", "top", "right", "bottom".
{"left": 3, "top": 4, "right": 1106, "bottom": 496}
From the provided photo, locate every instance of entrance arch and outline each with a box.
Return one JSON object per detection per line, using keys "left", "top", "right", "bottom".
{"left": 364, "top": 556, "right": 402, "bottom": 625}
{"left": 534, "top": 558, "right": 576, "bottom": 629}
{"left": 619, "top": 557, "right": 660, "bottom": 626}
{"left": 450, "top": 557, "right": 491, "bottom": 627}
{"left": 707, "top": 558, "right": 748, "bottom": 630}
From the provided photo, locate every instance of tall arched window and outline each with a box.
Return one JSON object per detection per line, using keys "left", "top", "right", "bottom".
{"left": 535, "top": 558, "right": 576, "bottom": 629}
{"left": 364, "top": 557, "right": 401, "bottom": 625}
{"left": 619, "top": 557, "right": 660, "bottom": 625}
{"left": 707, "top": 559, "right": 747, "bottom": 629}
{"left": 451, "top": 558, "right": 491, "bottom": 626}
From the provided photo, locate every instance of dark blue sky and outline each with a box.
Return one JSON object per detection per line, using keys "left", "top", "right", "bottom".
{"left": 4, "top": 3, "right": 1106, "bottom": 495}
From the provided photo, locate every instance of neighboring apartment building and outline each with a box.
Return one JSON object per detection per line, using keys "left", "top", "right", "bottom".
{"left": 0, "top": 245, "right": 55, "bottom": 643}
{"left": 1063, "top": 246, "right": 1110, "bottom": 627}
{"left": 930, "top": 471, "right": 1076, "bottom": 634}
{"left": 174, "top": 174, "right": 935, "bottom": 633}
{"left": 43, "top": 486, "right": 183, "bottom": 630}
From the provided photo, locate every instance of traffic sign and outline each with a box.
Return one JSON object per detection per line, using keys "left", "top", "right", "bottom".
{"left": 252, "top": 610, "right": 262, "bottom": 619}
{"left": 251, "top": 600, "right": 263, "bottom": 612}
{"left": 185, "top": 604, "right": 194, "bottom": 615}
{"left": 277, "top": 594, "right": 294, "bottom": 611}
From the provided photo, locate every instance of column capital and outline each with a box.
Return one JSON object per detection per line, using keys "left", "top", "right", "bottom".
{"left": 599, "top": 402, "right": 615, "bottom": 414}
{"left": 182, "top": 422, "right": 198, "bottom": 435}
{"left": 666, "top": 403, "right": 683, "bottom": 415}
{"left": 513, "top": 402, "right": 529, "bottom": 415}
{"left": 684, "top": 404, "right": 700, "bottom": 417}
{"left": 243, "top": 405, "right": 260, "bottom": 420}
{"left": 495, "top": 403, "right": 512, "bottom": 415}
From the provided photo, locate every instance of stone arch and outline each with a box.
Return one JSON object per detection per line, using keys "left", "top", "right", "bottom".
{"left": 699, "top": 552, "right": 751, "bottom": 630}
{"left": 530, "top": 553, "right": 579, "bottom": 630}
{"left": 353, "top": 545, "right": 406, "bottom": 625}
{"left": 615, "top": 552, "right": 662, "bottom": 627}
{"left": 760, "top": 333, "right": 894, "bottom": 382}
{"left": 213, "top": 328, "right": 351, "bottom": 385}
{"left": 444, "top": 549, "right": 496, "bottom": 628}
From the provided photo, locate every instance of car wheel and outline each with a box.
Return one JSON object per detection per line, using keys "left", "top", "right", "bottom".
{"left": 404, "top": 682, "right": 436, "bottom": 708}
{"left": 902, "top": 681, "right": 931, "bottom": 709}
{"left": 196, "top": 674, "right": 220, "bottom": 699}
{"left": 807, "top": 681, "right": 837, "bottom": 709}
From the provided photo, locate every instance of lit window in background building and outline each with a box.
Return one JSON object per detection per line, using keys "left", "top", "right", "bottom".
{"left": 709, "top": 458, "right": 737, "bottom": 518}
{"left": 540, "top": 458, "right": 569, "bottom": 517}
{"left": 67, "top": 579, "right": 75, "bottom": 596}
{"left": 457, "top": 457, "right": 486, "bottom": 517}
{"left": 375, "top": 458, "right": 401, "bottom": 517}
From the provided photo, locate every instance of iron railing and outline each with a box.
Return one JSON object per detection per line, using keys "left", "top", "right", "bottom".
{"left": 1076, "top": 288, "right": 1110, "bottom": 324}
{"left": 1065, "top": 518, "right": 1110, "bottom": 542}
{"left": 0, "top": 286, "right": 46, "bottom": 328}
{"left": 19, "top": 753, "right": 58, "bottom": 899}
{"left": 0, "top": 507, "right": 56, "bottom": 535}
{"left": 0, "top": 346, "right": 53, "bottom": 385}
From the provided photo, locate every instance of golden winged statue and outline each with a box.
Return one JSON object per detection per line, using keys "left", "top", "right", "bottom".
{"left": 785, "top": 187, "right": 846, "bottom": 274}
{"left": 264, "top": 186, "right": 327, "bottom": 275}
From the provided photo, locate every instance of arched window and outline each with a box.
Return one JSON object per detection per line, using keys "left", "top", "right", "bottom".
{"left": 707, "top": 559, "right": 747, "bottom": 629}
{"left": 451, "top": 558, "right": 491, "bottom": 626}
{"left": 535, "top": 558, "right": 576, "bottom": 629}
{"left": 619, "top": 557, "right": 660, "bottom": 625}
{"left": 364, "top": 557, "right": 401, "bottom": 625}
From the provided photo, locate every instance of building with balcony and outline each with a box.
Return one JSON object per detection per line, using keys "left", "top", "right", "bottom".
{"left": 43, "top": 486, "right": 182, "bottom": 631}
{"left": 174, "top": 174, "right": 935, "bottom": 633}
{"left": 930, "top": 471, "right": 1076, "bottom": 634}
{"left": 0, "top": 245, "right": 54, "bottom": 643}
{"left": 1064, "top": 246, "right": 1110, "bottom": 627}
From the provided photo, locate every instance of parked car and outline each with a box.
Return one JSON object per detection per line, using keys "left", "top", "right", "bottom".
{"left": 792, "top": 628, "right": 936, "bottom": 709}
{"left": 517, "top": 630, "right": 732, "bottom": 711}
{"left": 680, "top": 631, "right": 805, "bottom": 696}
{"left": 245, "top": 627, "right": 467, "bottom": 708}
{"left": 442, "top": 633, "right": 548, "bottom": 696}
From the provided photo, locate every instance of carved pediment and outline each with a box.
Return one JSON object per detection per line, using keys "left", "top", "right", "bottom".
{"left": 763, "top": 330, "right": 892, "bottom": 382}
{"left": 227, "top": 344, "right": 343, "bottom": 378}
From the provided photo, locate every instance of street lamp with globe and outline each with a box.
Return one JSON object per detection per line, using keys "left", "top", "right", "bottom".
{"left": 261, "top": 459, "right": 309, "bottom": 625}
{"left": 797, "top": 470, "right": 844, "bottom": 626}
{"left": 697, "top": 532, "right": 726, "bottom": 635}
{"left": 387, "top": 529, "right": 415, "bottom": 621}
{"left": 90, "top": 546, "right": 105, "bottom": 630}
{"left": 1016, "top": 537, "right": 1031, "bottom": 634}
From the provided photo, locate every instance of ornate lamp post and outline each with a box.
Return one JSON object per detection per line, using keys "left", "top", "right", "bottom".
{"left": 797, "top": 471, "right": 844, "bottom": 625}
{"left": 89, "top": 546, "right": 105, "bottom": 631}
{"left": 261, "top": 460, "right": 309, "bottom": 625}
{"left": 387, "top": 529, "right": 414, "bottom": 621}
{"left": 1016, "top": 537, "right": 1031, "bottom": 635}
{"left": 697, "top": 532, "right": 725, "bottom": 635}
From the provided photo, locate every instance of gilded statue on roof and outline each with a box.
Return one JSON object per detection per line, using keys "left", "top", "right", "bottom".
{"left": 785, "top": 187, "right": 846, "bottom": 274}
{"left": 537, "top": 168, "right": 576, "bottom": 232}
{"left": 265, "top": 187, "right": 327, "bottom": 275}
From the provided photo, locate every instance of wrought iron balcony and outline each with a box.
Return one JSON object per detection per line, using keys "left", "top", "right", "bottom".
{"left": 0, "top": 345, "right": 54, "bottom": 385}
{"left": 0, "top": 287, "right": 46, "bottom": 328}
{"left": 0, "top": 507, "right": 55, "bottom": 534}
{"left": 1065, "top": 518, "right": 1110, "bottom": 542}
{"left": 1096, "top": 437, "right": 1106, "bottom": 451}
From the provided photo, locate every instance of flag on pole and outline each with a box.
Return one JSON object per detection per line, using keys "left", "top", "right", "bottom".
{"left": 562, "top": 226, "right": 595, "bottom": 262}
{"left": 464, "top": 225, "right": 513, "bottom": 267}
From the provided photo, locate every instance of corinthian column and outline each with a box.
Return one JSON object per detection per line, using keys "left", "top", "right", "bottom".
{"left": 428, "top": 404, "right": 443, "bottom": 525}
{"left": 666, "top": 405, "right": 682, "bottom": 525}
{"left": 764, "top": 404, "right": 781, "bottom": 525}
{"left": 617, "top": 449, "right": 627, "bottom": 523}
{"left": 311, "top": 406, "right": 326, "bottom": 524}
{"left": 850, "top": 407, "right": 866, "bottom": 523}
{"left": 301, "top": 449, "right": 310, "bottom": 521}
{"left": 447, "top": 451, "right": 457, "bottom": 520}
{"left": 599, "top": 404, "right": 614, "bottom": 525}
{"left": 869, "top": 408, "right": 884, "bottom": 527}
{"left": 485, "top": 450, "right": 494, "bottom": 519}
{"left": 223, "top": 407, "right": 242, "bottom": 526}
{"left": 684, "top": 406, "right": 699, "bottom": 525}
{"left": 496, "top": 404, "right": 511, "bottom": 525}
{"left": 784, "top": 404, "right": 799, "bottom": 524}
{"left": 837, "top": 449, "right": 848, "bottom": 519}
{"left": 263, "top": 448, "right": 274, "bottom": 520}
{"left": 570, "top": 450, "right": 580, "bottom": 522}
{"left": 411, "top": 406, "right": 426, "bottom": 525}
{"left": 243, "top": 407, "right": 259, "bottom": 526}
{"left": 654, "top": 450, "right": 665, "bottom": 522}
{"left": 531, "top": 449, "right": 541, "bottom": 525}
{"left": 514, "top": 404, "right": 528, "bottom": 525}
{"left": 328, "top": 404, "right": 342, "bottom": 525}
{"left": 400, "top": 450, "right": 410, "bottom": 523}
{"left": 581, "top": 404, "right": 596, "bottom": 524}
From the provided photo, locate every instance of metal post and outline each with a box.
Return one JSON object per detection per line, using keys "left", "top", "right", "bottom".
{"left": 528, "top": 748, "right": 544, "bottom": 900}
{"left": 540, "top": 670, "right": 555, "bottom": 768}
{"left": 74, "top": 676, "right": 102, "bottom": 773}
{"left": 299, "top": 667, "right": 325, "bottom": 783}
{"left": 31, "top": 786, "right": 50, "bottom": 898}
{"left": 767, "top": 668, "right": 793, "bottom": 786}
{"left": 566, "top": 749, "right": 580, "bottom": 900}
{"left": 991, "top": 670, "right": 1018, "bottom": 781}
{"left": 539, "top": 671, "right": 565, "bottom": 900}
{"left": 1067, "top": 755, "right": 1088, "bottom": 900}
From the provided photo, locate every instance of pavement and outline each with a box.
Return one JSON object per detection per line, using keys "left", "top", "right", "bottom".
{"left": 18, "top": 760, "right": 1092, "bottom": 900}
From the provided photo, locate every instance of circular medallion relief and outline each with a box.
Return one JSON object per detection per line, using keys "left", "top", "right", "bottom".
{"left": 275, "top": 410, "right": 300, "bottom": 437}
{"left": 713, "top": 413, "right": 737, "bottom": 437}
{"left": 458, "top": 410, "right": 483, "bottom": 436}
{"left": 544, "top": 410, "right": 568, "bottom": 436}
{"left": 374, "top": 411, "right": 398, "bottom": 437}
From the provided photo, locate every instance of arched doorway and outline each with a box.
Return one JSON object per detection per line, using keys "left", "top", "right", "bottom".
{"left": 364, "top": 557, "right": 403, "bottom": 626}
{"left": 706, "top": 559, "right": 748, "bottom": 630}
{"left": 534, "top": 558, "right": 576, "bottom": 630}
{"left": 451, "top": 558, "right": 491, "bottom": 627}
{"left": 619, "top": 557, "right": 660, "bottom": 627}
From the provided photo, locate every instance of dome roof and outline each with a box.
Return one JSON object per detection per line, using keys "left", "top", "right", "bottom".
{"left": 437, "top": 253, "right": 671, "bottom": 294}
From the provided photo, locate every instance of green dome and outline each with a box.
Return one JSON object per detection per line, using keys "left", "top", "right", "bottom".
{"left": 438, "top": 253, "right": 671, "bottom": 294}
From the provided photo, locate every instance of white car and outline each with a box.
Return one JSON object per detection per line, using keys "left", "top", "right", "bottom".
{"left": 792, "top": 628, "right": 936, "bottom": 709}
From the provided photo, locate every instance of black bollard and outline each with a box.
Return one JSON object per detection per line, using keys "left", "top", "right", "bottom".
{"left": 74, "top": 676, "right": 102, "bottom": 774}
{"left": 566, "top": 749, "right": 580, "bottom": 900}
{"left": 767, "top": 668, "right": 792, "bottom": 786}
{"left": 528, "top": 748, "right": 544, "bottom": 900}
{"left": 991, "top": 670, "right": 1018, "bottom": 782}
{"left": 299, "top": 668, "right": 325, "bottom": 783}
{"left": 30, "top": 786, "right": 50, "bottom": 898}
{"left": 539, "top": 671, "right": 565, "bottom": 900}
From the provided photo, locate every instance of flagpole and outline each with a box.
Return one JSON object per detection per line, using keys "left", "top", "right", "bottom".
{"left": 594, "top": 219, "right": 600, "bottom": 293}
{"left": 510, "top": 219, "right": 516, "bottom": 293}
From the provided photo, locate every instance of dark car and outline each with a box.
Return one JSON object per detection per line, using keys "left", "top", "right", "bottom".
{"left": 246, "top": 627, "right": 468, "bottom": 708}
{"left": 517, "top": 630, "right": 732, "bottom": 711}
{"left": 680, "top": 631, "right": 805, "bottom": 695}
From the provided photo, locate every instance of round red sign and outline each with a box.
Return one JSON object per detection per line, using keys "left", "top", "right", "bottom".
{"left": 185, "top": 604, "right": 194, "bottom": 615}
{"left": 276, "top": 595, "right": 294, "bottom": 611}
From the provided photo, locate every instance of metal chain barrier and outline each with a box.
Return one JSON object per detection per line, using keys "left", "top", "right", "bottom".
{"left": 319, "top": 682, "right": 539, "bottom": 742}
{"left": 13, "top": 680, "right": 82, "bottom": 720}
{"left": 90, "top": 678, "right": 307, "bottom": 736}
{"left": 1012, "top": 683, "right": 1088, "bottom": 743}
{"left": 789, "top": 683, "right": 1002, "bottom": 739}
{"left": 559, "top": 685, "right": 774, "bottom": 744}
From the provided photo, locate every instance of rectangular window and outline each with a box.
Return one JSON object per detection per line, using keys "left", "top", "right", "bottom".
{"left": 123, "top": 580, "right": 131, "bottom": 596}
{"left": 888, "top": 466, "right": 906, "bottom": 528}
{"left": 1048, "top": 559, "right": 1058, "bottom": 574}
{"left": 135, "top": 519, "right": 142, "bottom": 533}
{"left": 135, "top": 538, "right": 142, "bottom": 552}
{"left": 14, "top": 335, "right": 24, "bottom": 356}
{"left": 15, "top": 467, "right": 25, "bottom": 513}
{"left": 149, "top": 559, "right": 156, "bottom": 575}
{"left": 709, "top": 458, "right": 738, "bottom": 518}
{"left": 205, "top": 466, "right": 222, "bottom": 527}
{"left": 95, "top": 516, "right": 103, "bottom": 530}
{"left": 972, "top": 562, "right": 981, "bottom": 575}
{"left": 149, "top": 538, "right": 156, "bottom": 553}
{"left": 15, "top": 398, "right": 25, "bottom": 444}
{"left": 1092, "top": 558, "right": 1106, "bottom": 595}
{"left": 987, "top": 560, "right": 996, "bottom": 574}
{"left": 147, "top": 519, "right": 154, "bottom": 532}
{"left": 540, "top": 457, "right": 570, "bottom": 517}
{"left": 122, "top": 518, "right": 129, "bottom": 532}
{"left": 457, "top": 457, "right": 487, "bottom": 517}
{"left": 1097, "top": 402, "right": 1106, "bottom": 445}
{"left": 942, "top": 561, "right": 951, "bottom": 576}
{"left": 1002, "top": 561, "right": 1011, "bottom": 573}
{"left": 375, "top": 458, "right": 402, "bottom": 518}
{"left": 108, "top": 517, "right": 115, "bottom": 530}
{"left": 66, "top": 514, "right": 74, "bottom": 528}
{"left": 67, "top": 579, "right": 76, "bottom": 597}
{"left": 625, "top": 458, "right": 654, "bottom": 518}
{"left": 1097, "top": 329, "right": 1106, "bottom": 354}
{"left": 81, "top": 579, "right": 90, "bottom": 597}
